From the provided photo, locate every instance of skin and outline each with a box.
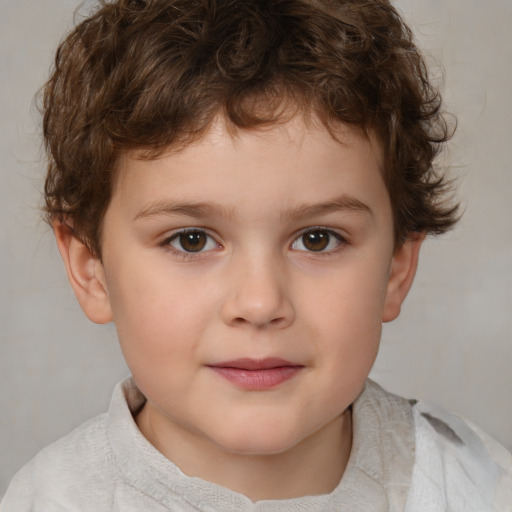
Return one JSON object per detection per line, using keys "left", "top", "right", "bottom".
{"left": 55, "top": 116, "right": 423, "bottom": 501}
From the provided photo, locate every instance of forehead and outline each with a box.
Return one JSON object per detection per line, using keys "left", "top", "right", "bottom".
{"left": 112, "top": 115, "right": 388, "bottom": 219}
{"left": 121, "top": 109, "right": 383, "bottom": 161}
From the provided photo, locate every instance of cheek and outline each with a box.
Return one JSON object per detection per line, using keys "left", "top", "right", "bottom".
{"left": 105, "top": 261, "right": 217, "bottom": 363}
{"left": 304, "top": 259, "right": 390, "bottom": 329}
{"left": 299, "top": 257, "right": 390, "bottom": 372}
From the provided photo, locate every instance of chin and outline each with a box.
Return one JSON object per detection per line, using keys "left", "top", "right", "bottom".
{"left": 211, "top": 423, "right": 306, "bottom": 457}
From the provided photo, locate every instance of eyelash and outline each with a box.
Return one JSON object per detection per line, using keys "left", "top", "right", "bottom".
{"left": 290, "top": 227, "right": 347, "bottom": 255}
{"left": 160, "top": 227, "right": 348, "bottom": 259}
{"left": 161, "top": 228, "right": 219, "bottom": 260}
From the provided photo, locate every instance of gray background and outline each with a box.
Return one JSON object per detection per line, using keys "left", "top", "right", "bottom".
{"left": 1, "top": 0, "right": 511, "bottom": 495}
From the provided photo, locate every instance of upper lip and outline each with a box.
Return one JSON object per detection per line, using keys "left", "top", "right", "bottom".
{"left": 208, "top": 358, "right": 302, "bottom": 370}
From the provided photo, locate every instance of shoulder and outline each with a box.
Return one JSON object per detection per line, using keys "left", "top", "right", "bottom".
{"left": 1, "top": 413, "right": 116, "bottom": 511}
{"left": 405, "top": 399, "right": 512, "bottom": 512}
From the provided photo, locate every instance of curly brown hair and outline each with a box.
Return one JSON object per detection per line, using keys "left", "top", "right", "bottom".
{"left": 42, "top": 0, "right": 458, "bottom": 257}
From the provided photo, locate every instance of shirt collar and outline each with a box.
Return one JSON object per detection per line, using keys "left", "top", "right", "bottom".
{"left": 108, "top": 378, "right": 415, "bottom": 511}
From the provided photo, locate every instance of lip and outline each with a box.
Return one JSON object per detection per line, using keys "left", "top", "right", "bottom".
{"left": 207, "top": 358, "right": 304, "bottom": 390}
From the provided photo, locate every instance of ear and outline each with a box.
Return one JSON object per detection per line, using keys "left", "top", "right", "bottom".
{"left": 53, "top": 221, "right": 113, "bottom": 324}
{"left": 382, "top": 231, "right": 425, "bottom": 322}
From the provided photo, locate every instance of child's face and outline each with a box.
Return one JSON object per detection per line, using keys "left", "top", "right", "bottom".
{"left": 67, "top": 116, "right": 420, "bottom": 459}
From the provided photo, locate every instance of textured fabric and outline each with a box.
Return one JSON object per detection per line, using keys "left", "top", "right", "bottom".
{"left": 405, "top": 401, "right": 512, "bottom": 512}
{"left": 2, "top": 379, "right": 511, "bottom": 511}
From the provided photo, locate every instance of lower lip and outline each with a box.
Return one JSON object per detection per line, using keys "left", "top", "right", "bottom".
{"left": 209, "top": 366, "right": 302, "bottom": 390}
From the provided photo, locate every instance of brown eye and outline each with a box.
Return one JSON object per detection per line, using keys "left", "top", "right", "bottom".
{"left": 168, "top": 230, "right": 217, "bottom": 253}
{"left": 179, "top": 231, "right": 207, "bottom": 252}
{"left": 291, "top": 229, "right": 344, "bottom": 253}
{"left": 302, "top": 230, "right": 330, "bottom": 251}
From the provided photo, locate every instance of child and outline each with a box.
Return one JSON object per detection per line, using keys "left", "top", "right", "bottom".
{"left": 2, "top": 0, "right": 511, "bottom": 510}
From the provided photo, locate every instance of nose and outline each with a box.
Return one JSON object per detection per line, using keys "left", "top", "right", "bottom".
{"left": 220, "top": 254, "right": 295, "bottom": 330}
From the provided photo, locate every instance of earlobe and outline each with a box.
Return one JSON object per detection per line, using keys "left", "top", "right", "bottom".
{"left": 53, "top": 221, "right": 113, "bottom": 324}
{"left": 382, "top": 232, "right": 425, "bottom": 323}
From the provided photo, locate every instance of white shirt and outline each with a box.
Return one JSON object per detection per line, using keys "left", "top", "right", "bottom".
{"left": 2, "top": 379, "right": 511, "bottom": 511}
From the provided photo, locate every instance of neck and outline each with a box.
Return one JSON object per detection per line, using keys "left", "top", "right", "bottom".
{"left": 136, "top": 405, "right": 352, "bottom": 502}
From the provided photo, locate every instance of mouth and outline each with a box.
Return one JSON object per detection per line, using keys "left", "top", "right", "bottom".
{"left": 206, "top": 358, "right": 304, "bottom": 391}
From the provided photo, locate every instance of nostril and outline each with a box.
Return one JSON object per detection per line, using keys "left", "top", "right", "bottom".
{"left": 227, "top": 314, "right": 290, "bottom": 329}
{"left": 219, "top": 272, "right": 295, "bottom": 329}
{"left": 269, "top": 316, "right": 287, "bottom": 326}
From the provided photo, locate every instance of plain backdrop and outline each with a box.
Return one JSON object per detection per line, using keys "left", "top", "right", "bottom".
{"left": 1, "top": 0, "right": 511, "bottom": 496}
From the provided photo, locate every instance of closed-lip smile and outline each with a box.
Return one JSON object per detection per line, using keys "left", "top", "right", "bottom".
{"left": 207, "top": 358, "right": 304, "bottom": 390}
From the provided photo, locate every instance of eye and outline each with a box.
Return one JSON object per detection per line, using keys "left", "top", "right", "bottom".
{"left": 291, "top": 228, "right": 344, "bottom": 253}
{"left": 167, "top": 229, "right": 219, "bottom": 253}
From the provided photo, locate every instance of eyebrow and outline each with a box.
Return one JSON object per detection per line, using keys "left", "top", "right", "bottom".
{"left": 134, "top": 200, "right": 234, "bottom": 221}
{"left": 280, "top": 195, "right": 372, "bottom": 221}
{"left": 134, "top": 194, "right": 372, "bottom": 222}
